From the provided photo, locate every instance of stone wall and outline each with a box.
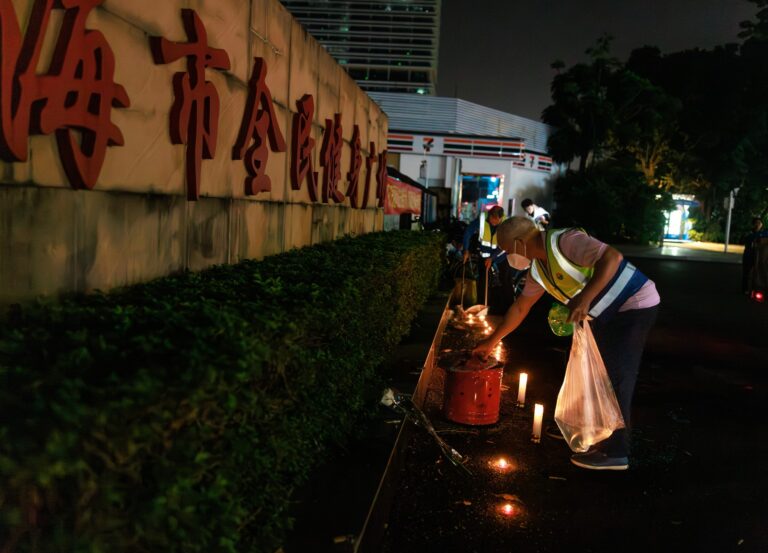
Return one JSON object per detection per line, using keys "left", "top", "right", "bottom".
{"left": 0, "top": 0, "right": 388, "bottom": 306}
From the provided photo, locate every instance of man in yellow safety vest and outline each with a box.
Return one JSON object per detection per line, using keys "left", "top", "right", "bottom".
{"left": 473, "top": 216, "right": 660, "bottom": 471}
{"left": 462, "top": 205, "right": 506, "bottom": 268}
{"left": 461, "top": 206, "right": 520, "bottom": 314}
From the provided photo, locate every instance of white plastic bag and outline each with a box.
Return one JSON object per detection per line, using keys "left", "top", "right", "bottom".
{"left": 554, "top": 321, "right": 625, "bottom": 453}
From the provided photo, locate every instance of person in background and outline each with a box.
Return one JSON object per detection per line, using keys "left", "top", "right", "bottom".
{"left": 521, "top": 198, "right": 550, "bottom": 230}
{"left": 473, "top": 216, "right": 660, "bottom": 471}
{"left": 462, "top": 206, "right": 517, "bottom": 314}
{"left": 445, "top": 237, "right": 464, "bottom": 264}
{"left": 463, "top": 205, "right": 505, "bottom": 268}
{"left": 742, "top": 217, "right": 768, "bottom": 294}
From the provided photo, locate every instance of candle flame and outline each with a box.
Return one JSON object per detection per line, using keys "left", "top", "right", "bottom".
{"left": 488, "top": 456, "right": 515, "bottom": 473}
{"left": 501, "top": 503, "right": 514, "bottom": 516}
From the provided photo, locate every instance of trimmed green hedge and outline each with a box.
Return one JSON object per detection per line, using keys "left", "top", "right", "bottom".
{"left": 0, "top": 230, "right": 443, "bottom": 553}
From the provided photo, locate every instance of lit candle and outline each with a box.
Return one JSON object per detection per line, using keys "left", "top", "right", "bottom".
{"left": 499, "top": 503, "right": 515, "bottom": 516}
{"left": 516, "top": 373, "right": 528, "bottom": 407}
{"left": 532, "top": 403, "right": 544, "bottom": 443}
{"left": 490, "top": 456, "right": 513, "bottom": 473}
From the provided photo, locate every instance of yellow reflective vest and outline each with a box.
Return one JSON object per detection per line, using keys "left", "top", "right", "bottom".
{"left": 529, "top": 228, "right": 593, "bottom": 305}
{"left": 529, "top": 228, "right": 649, "bottom": 320}
{"left": 479, "top": 212, "right": 505, "bottom": 258}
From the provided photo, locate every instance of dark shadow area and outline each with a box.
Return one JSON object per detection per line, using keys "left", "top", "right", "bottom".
{"left": 282, "top": 292, "right": 450, "bottom": 553}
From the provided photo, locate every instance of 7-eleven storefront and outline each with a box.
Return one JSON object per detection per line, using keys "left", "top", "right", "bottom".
{"left": 386, "top": 132, "right": 559, "bottom": 222}
{"left": 370, "top": 93, "right": 562, "bottom": 224}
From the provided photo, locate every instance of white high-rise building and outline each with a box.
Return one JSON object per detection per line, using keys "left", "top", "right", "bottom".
{"left": 280, "top": 0, "right": 440, "bottom": 95}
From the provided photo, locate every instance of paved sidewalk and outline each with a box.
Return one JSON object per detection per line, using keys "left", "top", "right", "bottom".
{"left": 615, "top": 240, "right": 743, "bottom": 264}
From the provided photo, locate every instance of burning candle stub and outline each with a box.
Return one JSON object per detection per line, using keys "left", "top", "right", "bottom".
{"left": 492, "top": 493, "right": 524, "bottom": 520}
{"left": 499, "top": 502, "right": 516, "bottom": 517}
{"left": 490, "top": 456, "right": 514, "bottom": 474}
{"left": 516, "top": 372, "right": 528, "bottom": 408}
{"left": 532, "top": 403, "right": 544, "bottom": 443}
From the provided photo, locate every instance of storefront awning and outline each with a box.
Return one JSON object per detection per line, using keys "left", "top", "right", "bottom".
{"left": 385, "top": 177, "right": 422, "bottom": 215}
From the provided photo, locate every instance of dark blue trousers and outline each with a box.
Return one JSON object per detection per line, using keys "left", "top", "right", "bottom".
{"left": 590, "top": 305, "right": 659, "bottom": 457}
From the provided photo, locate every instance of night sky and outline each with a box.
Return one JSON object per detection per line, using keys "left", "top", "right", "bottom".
{"left": 437, "top": 0, "right": 757, "bottom": 121}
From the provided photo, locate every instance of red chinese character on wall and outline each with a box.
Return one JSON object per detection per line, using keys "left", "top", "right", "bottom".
{"left": 360, "top": 141, "right": 377, "bottom": 209}
{"left": 346, "top": 125, "right": 362, "bottom": 208}
{"left": 319, "top": 113, "right": 344, "bottom": 204}
{"left": 232, "top": 57, "right": 286, "bottom": 196}
{"left": 376, "top": 149, "right": 388, "bottom": 208}
{"left": 290, "top": 94, "right": 319, "bottom": 202}
{"left": 150, "top": 9, "right": 231, "bottom": 201}
{"left": 0, "top": 0, "right": 130, "bottom": 190}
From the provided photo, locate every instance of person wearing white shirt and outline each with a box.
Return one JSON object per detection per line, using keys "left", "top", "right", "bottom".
{"left": 521, "top": 198, "right": 550, "bottom": 230}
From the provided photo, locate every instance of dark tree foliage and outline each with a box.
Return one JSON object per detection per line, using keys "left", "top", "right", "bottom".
{"left": 627, "top": 39, "right": 768, "bottom": 239}
{"left": 542, "top": 35, "right": 619, "bottom": 174}
{"left": 544, "top": 2, "right": 768, "bottom": 242}
{"left": 553, "top": 161, "right": 674, "bottom": 245}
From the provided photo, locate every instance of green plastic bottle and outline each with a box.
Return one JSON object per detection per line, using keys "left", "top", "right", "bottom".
{"left": 548, "top": 302, "right": 574, "bottom": 337}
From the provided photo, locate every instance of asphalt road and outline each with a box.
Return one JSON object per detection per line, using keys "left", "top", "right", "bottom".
{"left": 638, "top": 257, "right": 767, "bottom": 359}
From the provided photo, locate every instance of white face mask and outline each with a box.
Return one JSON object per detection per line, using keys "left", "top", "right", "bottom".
{"left": 506, "top": 240, "right": 531, "bottom": 271}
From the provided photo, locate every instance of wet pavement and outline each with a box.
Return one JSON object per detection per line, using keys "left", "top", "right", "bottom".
{"left": 377, "top": 254, "right": 768, "bottom": 553}
{"left": 616, "top": 241, "right": 743, "bottom": 264}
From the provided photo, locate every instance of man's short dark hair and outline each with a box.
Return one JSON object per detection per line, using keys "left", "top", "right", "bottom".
{"left": 521, "top": 198, "right": 533, "bottom": 209}
{"left": 488, "top": 206, "right": 504, "bottom": 218}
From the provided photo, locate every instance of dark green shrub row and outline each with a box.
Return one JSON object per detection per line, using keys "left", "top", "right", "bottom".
{"left": 0, "top": 230, "right": 443, "bottom": 553}
{"left": 554, "top": 164, "right": 674, "bottom": 244}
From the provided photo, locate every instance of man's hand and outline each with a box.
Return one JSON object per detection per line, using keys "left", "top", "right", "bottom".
{"left": 484, "top": 257, "right": 492, "bottom": 270}
{"left": 471, "top": 292, "right": 542, "bottom": 359}
{"left": 565, "top": 293, "right": 591, "bottom": 323}
{"left": 463, "top": 250, "right": 470, "bottom": 263}
{"left": 472, "top": 337, "right": 497, "bottom": 359}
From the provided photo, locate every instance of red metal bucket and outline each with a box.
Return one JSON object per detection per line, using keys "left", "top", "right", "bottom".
{"left": 443, "top": 360, "right": 503, "bottom": 425}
